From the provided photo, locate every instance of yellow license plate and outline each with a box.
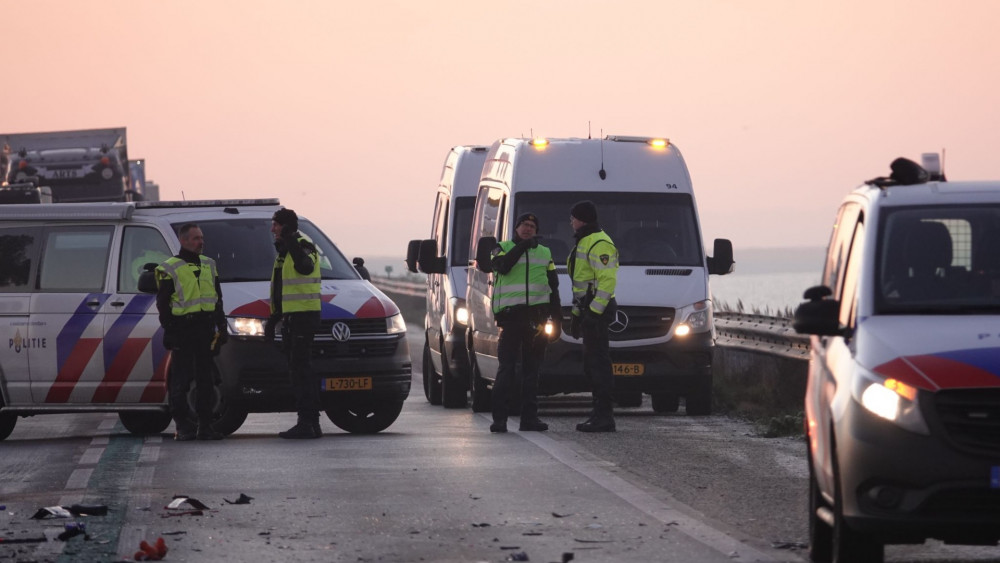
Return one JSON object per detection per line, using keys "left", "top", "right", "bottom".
{"left": 613, "top": 363, "right": 645, "bottom": 376}
{"left": 323, "top": 377, "right": 373, "bottom": 391}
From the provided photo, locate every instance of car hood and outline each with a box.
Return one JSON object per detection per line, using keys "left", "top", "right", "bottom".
{"left": 856, "top": 316, "right": 1000, "bottom": 391}
{"left": 223, "top": 280, "right": 400, "bottom": 320}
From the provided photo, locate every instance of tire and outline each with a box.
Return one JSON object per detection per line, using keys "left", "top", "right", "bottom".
{"left": 685, "top": 373, "right": 713, "bottom": 416}
{"left": 119, "top": 411, "right": 172, "bottom": 435}
{"left": 808, "top": 459, "right": 833, "bottom": 563}
{"left": 423, "top": 341, "right": 442, "bottom": 406}
{"left": 325, "top": 400, "right": 404, "bottom": 434}
{"left": 614, "top": 392, "right": 642, "bottom": 408}
{"left": 0, "top": 412, "right": 17, "bottom": 440}
{"left": 832, "top": 449, "right": 884, "bottom": 562}
{"left": 651, "top": 392, "right": 679, "bottom": 413}
{"left": 440, "top": 344, "right": 467, "bottom": 408}
{"left": 469, "top": 355, "right": 491, "bottom": 413}
{"left": 183, "top": 363, "right": 248, "bottom": 436}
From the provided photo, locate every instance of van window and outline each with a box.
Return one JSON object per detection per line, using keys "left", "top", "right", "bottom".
{"left": 118, "top": 226, "right": 172, "bottom": 293}
{"left": 433, "top": 193, "right": 449, "bottom": 256}
{"left": 823, "top": 203, "right": 861, "bottom": 296}
{"left": 474, "top": 187, "right": 505, "bottom": 242}
{"left": 0, "top": 227, "right": 39, "bottom": 292}
{"left": 451, "top": 197, "right": 475, "bottom": 266}
{"left": 178, "top": 219, "right": 358, "bottom": 282}
{"left": 514, "top": 192, "right": 703, "bottom": 266}
{"left": 38, "top": 227, "right": 114, "bottom": 291}
{"left": 877, "top": 205, "right": 1000, "bottom": 312}
{"left": 839, "top": 220, "right": 865, "bottom": 328}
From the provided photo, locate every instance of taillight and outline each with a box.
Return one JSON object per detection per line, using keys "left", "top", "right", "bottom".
{"left": 18, "top": 160, "right": 28, "bottom": 170}
{"left": 100, "top": 156, "right": 110, "bottom": 166}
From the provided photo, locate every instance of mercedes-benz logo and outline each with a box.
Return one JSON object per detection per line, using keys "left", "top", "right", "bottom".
{"left": 331, "top": 322, "right": 351, "bottom": 342}
{"left": 608, "top": 310, "right": 629, "bottom": 333}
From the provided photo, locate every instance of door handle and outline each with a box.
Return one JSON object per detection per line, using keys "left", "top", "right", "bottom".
{"left": 86, "top": 300, "right": 102, "bottom": 308}
{"left": 110, "top": 301, "right": 126, "bottom": 307}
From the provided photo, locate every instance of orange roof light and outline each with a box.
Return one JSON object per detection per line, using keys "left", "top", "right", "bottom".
{"left": 648, "top": 138, "right": 668, "bottom": 149}
{"left": 531, "top": 138, "right": 549, "bottom": 148}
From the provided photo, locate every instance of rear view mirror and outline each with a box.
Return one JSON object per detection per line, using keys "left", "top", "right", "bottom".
{"left": 475, "top": 236, "right": 497, "bottom": 273}
{"left": 706, "top": 238, "right": 734, "bottom": 275}
{"left": 405, "top": 240, "right": 420, "bottom": 273}
{"left": 137, "top": 263, "right": 158, "bottom": 294}
{"left": 792, "top": 285, "right": 843, "bottom": 336}
{"left": 417, "top": 239, "right": 446, "bottom": 274}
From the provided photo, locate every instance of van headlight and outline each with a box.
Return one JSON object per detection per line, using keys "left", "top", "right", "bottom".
{"left": 229, "top": 317, "right": 265, "bottom": 337}
{"left": 673, "top": 300, "right": 712, "bottom": 337}
{"left": 852, "top": 368, "right": 929, "bottom": 435}
{"left": 386, "top": 313, "right": 407, "bottom": 334}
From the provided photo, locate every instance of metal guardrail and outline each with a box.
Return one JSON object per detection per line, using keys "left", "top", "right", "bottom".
{"left": 371, "top": 277, "right": 425, "bottom": 298}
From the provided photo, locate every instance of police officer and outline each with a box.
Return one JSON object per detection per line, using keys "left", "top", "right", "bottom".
{"left": 156, "top": 223, "right": 227, "bottom": 441}
{"left": 489, "top": 212, "right": 560, "bottom": 433}
{"left": 568, "top": 201, "right": 619, "bottom": 432}
{"left": 267, "top": 208, "right": 324, "bottom": 439}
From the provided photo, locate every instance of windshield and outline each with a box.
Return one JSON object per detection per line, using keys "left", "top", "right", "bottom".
{"left": 513, "top": 192, "right": 703, "bottom": 267}
{"left": 877, "top": 205, "right": 1000, "bottom": 314}
{"left": 173, "top": 218, "right": 358, "bottom": 282}
{"left": 451, "top": 196, "right": 474, "bottom": 266}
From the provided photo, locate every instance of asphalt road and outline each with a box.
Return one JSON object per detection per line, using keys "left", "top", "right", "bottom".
{"left": 1, "top": 326, "right": 999, "bottom": 562}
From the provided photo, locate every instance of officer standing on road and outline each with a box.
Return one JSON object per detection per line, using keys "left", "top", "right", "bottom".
{"left": 267, "top": 208, "right": 324, "bottom": 439}
{"left": 568, "top": 201, "right": 619, "bottom": 433}
{"left": 156, "top": 223, "right": 228, "bottom": 441}
{"left": 489, "top": 212, "right": 561, "bottom": 433}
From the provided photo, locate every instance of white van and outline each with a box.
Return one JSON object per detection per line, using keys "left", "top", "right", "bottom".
{"left": 466, "top": 136, "right": 733, "bottom": 414}
{"left": 794, "top": 156, "right": 1000, "bottom": 561}
{"left": 405, "top": 145, "right": 488, "bottom": 408}
{"left": 0, "top": 199, "right": 411, "bottom": 440}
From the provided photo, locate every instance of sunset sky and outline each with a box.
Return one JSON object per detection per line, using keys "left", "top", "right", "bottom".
{"left": 5, "top": 1, "right": 999, "bottom": 261}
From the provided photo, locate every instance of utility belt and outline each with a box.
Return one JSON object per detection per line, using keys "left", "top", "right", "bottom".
{"left": 172, "top": 311, "right": 215, "bottom": 325}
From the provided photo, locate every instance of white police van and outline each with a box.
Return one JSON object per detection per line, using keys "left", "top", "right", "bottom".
{"left": 0, "top": 199, "right": 410, "bottom": 440}
{"left": 466, "top": 136, "right": 733, "bottom": 414}
{"left": 794, "top": 155, "right": 1000, "bottom": 561}
{"left": 405, "top": 145, "right": 488, "bottom": 408}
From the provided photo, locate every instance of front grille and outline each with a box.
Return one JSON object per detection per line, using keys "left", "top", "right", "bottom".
{"left": 561, "top": 306, "right": 675, "bottom": 341}
{"left": 934, "top": 389, "right": 1000, "bottom": 455}
{"left": 313, "top": 339, "right": 399, "bottom": 358}
{"left": 319, "top": 318, "right": 386, "bottom": 335}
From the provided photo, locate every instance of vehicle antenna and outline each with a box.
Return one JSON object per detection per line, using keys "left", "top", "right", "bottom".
{"left": 941, "top": 147, "right": 947, "bottom": 181}
{"left": 598, "top": 129, "right": 607, "bottom": 180}
{"left": 181, "top": 191, "right": 186, "bottom": 201}
{"left": 588, "top": 121, "right": 591, "bottom": 140}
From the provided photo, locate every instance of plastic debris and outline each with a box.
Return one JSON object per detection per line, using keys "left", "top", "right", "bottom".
{"left": 771, "top": 540, "right": 807, "bottom": 550}
{"left": 0, "top": 536, "right": 47, "bottom": 544}
{"left": 223, "top": 493, "right": 253, "bottom": 505}
{"left": 30, "top": 506, "right": 73, "bottom": 519}
{"left": 551, "top": 512, "right": 572, "bottom": 518}
{"left": 134, "top": 537, "right": 168, "bottom": 560}
{"left": 163, "top": 496, "right": 209, "bottom": 517}
{"left": 57, "top": 522, "right": 89, "bottom": 541}
{"left": 471, "top": 522, "right": 491, "bottom": 528}
{"left": 66, "top": 504, "right": 108, "bottom": 516}
{"left": 506, "top": 552, "right": 529, "bottom": 562}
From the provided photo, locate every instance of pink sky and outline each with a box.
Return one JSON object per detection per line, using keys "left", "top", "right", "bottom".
{"left": 6, "top": 1, "right": 1000, "bottom": 259}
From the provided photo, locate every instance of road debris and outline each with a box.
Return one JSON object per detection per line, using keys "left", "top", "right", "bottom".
{"left": 223, "top": 493, "right": 254, "bottom": 505}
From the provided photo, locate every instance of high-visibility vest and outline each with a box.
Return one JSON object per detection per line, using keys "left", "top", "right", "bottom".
{"left": 568, "top": 231, "right": 618, "bottom": 315}
{"left": 156, "top": 255, "right": 220, "bottom": 316}
{"left": 492, "top": 241, "right": 554, "bottom": 314}
{"left": 271, "top": 237, "right": 321, "bottom": 314}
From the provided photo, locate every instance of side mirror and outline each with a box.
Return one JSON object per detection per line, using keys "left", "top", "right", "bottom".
{"left": 706, "top": 238, "right": 734, "bottom": 275}
{"left": 352, "top": 257, "right": 371, "bottom": 281}
{"left": 792, "top": 285, "right": 843, "bottom": 336}
{"left": 137, "top": 263, "right": 159, "bottom": 294}
{"left": 417, "top": 239, "right": 446, "bottom": 274}
{"left": 405, "top": 240, "right": 420, "bottom": 273}
{"left": 475, "top": 236, "right": 497, "bottom": 273}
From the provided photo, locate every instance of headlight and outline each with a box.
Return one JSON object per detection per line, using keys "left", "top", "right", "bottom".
{"left": 386, "top": 313, "right": 407, "bottom": 334}
{"left": 674, "top": 300, "right": 712, "bottom": 337}
{"left": 229, "top": 317, "right": 264, "bottom": 337}
{"left": 451, "top": 297, "right": 469, "bottom": 326}
{"left": 852, "top": 369, "right": 929, "bottom": 435}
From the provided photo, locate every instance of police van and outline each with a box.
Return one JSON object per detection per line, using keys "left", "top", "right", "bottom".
{"left": 466, "top": 136, "right": 733, "bottom": 414}
{"left": 405, "top": 145, "right": 488, "bottom": 408}
{"left": 794, "top": 155, "right": 1000, "bottom": 561}
{"left": 0, "top": 199, "right": 411, "bottom": 440}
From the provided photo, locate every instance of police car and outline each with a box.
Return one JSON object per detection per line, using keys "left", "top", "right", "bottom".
{"left": 0, "top": 199, "right": 410, "bottom": 439}
{"left": 795, "top": 155, "right": 1000, "bottom": 562}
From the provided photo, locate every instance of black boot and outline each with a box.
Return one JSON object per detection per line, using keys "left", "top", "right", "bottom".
{"left": 519, "top": 418, "right": 549, "bottom": 431}
{"left": 279, "top": 416, "right": 320, "bottom": 439}
{"left": 312, "top": 419, "right": 323, "bottom": 438}
{"left": 174, "top": 419, "right": 197, "bottom": 441}
{"left": 197, "top": 418, "right": 224, "bottom": 440}
{"left": 576, "top": 414, "right": 615, "bottom": 432}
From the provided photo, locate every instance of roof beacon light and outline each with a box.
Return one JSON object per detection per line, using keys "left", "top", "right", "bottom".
{"left": 921, "top": 153, "right": 942, "bottom": 177}
{"left": 531, "top": 138, "right": 549, "bottom": 148}
{"left": 648, "top": 138, "right": 668, "bottom": 149}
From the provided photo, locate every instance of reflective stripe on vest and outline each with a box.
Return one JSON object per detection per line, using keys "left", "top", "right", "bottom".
{"left": 271, "top": 237, "right": 321, "bottom": 313}
{"left": 568, "top": 231, "right": 618, "bottom": 315}
{"left": 156, "top": 256, "right": 220, "bottom": 316}
{"left": 491, "top": 241, "right": 552, "bottom": 314}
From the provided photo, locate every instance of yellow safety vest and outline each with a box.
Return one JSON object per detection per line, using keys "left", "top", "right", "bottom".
{"left": 156, "top": 256, "right": 220, "bottom": 317}
{"left": 568, "top": 231, "right": 618, "bottom": 316}
{"left": 492, "top": 241, "right": 554, "bottom": 315}
{"left": 271, "top": 237, "right": 321, "bottom": 314}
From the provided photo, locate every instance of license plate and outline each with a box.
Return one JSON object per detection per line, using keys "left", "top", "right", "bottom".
{"left": 613, "top": 363, "right": 645, "bottom": 376}
{"left": 322, "top": 377, "right": 372, "bottom": 391}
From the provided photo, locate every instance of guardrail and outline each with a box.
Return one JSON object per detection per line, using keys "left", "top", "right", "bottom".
{"left": 371, "top": 277, "right": 424, "bottom": 298}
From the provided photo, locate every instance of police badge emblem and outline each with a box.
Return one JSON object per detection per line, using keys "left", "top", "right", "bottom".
{"left": 600, "top": 254, "right": 610, "bottom": 265}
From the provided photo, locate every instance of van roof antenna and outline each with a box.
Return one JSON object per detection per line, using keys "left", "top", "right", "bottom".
{"left": 588, "top": 121, "right": 591, "bottom": 140}
{"left": 598, "top": 129, "right": 607, "bottom": 180}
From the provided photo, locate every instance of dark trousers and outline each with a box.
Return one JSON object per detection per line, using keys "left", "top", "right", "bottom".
{"left": 168, "top": 320, "right": 216, "bottom": 430}
{"left": 582, "top": 314, "right": 614, "bottom": 415}
{"left": 284, "top": 311, "right": 321, "bottom": 420}
{"left": 493, "top": 320, "right": 547, "bottom": 423}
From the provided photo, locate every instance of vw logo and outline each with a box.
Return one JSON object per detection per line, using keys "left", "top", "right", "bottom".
{"left": 608, "top": 310, "right": 629, "bottom": 333}
{"left": 331, "top": 322, "right": 351, "bottom": 342}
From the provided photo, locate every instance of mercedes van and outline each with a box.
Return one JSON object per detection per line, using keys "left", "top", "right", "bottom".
{"left": 0, "top": 199, "right": 410, "bottom": 440}
{"left": 794, "top": 155, "right": 1000, "bottom": 562}
{"left": 406, "top": 145, "right": 488, "bottom": 408}
{"left": 466, "top": 136, "right": 733, "bottom": 414}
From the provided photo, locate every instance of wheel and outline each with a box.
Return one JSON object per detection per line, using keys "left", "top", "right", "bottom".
{"left": 808, "top": 458, "right": 833, "bottom": 563}
{"left": 325, "top": 400, "right": 404, "bottom": 434}
{"left": 423, "top": 340, "right": 442, "bottom": 406}
{"left": 119, "top": 411, "right": 172, "bottom": 435}
{"left": 469, "top": 355, "right": 491, "bottom": 413}
{"left": 832, "top": 448, "right": 884, "bottom": 562}
{"left": 685, "top": 374, "right": 713, "bottom": 416}
{"left": 440, "top": 344, "right": 467, "bottom": 408}
{"left": 651, "top": 392, "right": 679, "bottom": 413}
{"left": 614, "top": 392, "right": 642, "bottom": 408}
{"left": 0, "top": 412, "right": 17, "bottom": 440}
{"left": 182, "top": 363, "right": 248, "bottom": 436}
